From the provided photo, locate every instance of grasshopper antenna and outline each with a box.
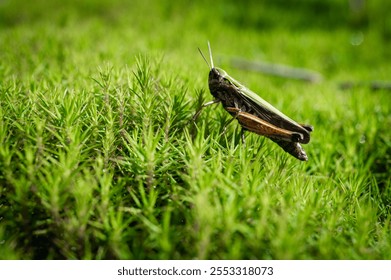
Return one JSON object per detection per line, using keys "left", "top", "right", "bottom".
{"left": 207, "top": 41, "right": 214, "bottom": 69}
{"left": 198, "top": 47, "right": 211, "bottom": 69}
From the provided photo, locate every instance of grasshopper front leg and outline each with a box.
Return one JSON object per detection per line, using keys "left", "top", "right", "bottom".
{"left": 192, "top": 99, "right": 221, "bottom": 122}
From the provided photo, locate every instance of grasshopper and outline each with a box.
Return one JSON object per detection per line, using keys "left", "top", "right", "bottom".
{"left": 194, "top": 42, "right": 313, "bottom": 161}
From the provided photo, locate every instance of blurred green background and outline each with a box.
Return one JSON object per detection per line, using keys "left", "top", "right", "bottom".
{"left": 1, "top": 0, "right": 390, "bottom": 80}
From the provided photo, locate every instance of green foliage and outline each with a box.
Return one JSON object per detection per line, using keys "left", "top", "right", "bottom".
{"left": 0, "top": 0, "right": 390, "bottom": 259}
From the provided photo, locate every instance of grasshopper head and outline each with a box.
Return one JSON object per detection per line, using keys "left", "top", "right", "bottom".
{"left": 209, "top": 67, "right": 229, "bottom": 86}
{"left": 208, "top": 67, "right": 239, "bottom": 103}
{"left": 209, "top": 67, "right": 227, "bottom": 80}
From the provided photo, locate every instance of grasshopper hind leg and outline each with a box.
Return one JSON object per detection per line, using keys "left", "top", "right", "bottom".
{"left": 291, "top": 132, "right": 302, "bottom": 143}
